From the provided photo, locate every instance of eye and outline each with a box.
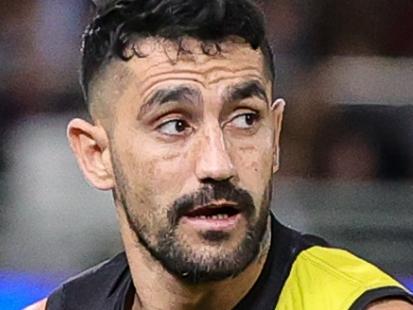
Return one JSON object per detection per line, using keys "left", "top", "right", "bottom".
{"left": 158, "top": 119, "right": 191, "bottom": 135}
{"left": 231, "top": 113, "right": 259, "bottom": 129}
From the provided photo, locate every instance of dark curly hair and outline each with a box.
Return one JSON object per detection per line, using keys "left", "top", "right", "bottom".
{"left": 81, "top": 0, "right": 274, "bottom": 103}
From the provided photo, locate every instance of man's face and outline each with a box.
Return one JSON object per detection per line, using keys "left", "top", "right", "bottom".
{"left": 101, "top": 37, "right": 281, "bottom": 283}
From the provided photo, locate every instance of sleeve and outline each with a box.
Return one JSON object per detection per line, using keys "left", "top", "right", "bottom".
{"left": 349, "top": 286, "right": 413, "bottom": 310}
{"left": 276, "top": 246, "right": 413, "bottom": 310}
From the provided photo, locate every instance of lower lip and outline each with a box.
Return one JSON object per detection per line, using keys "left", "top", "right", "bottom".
{"left": 181, "top": 213, "right": 242, "bottom": 231}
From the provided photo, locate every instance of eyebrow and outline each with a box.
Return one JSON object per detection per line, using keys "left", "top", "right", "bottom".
{"left": 138, "top": 85, "right": 201, "bottom": 119}
{"left": 223, "top": 80, "right": 269, "bottom": 106}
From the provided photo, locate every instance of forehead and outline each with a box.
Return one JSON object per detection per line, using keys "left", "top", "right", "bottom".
{"left": 108, "top": 37, "right": 267, "bottom": 95}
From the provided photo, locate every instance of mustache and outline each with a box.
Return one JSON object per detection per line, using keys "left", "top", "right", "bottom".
{"left": 168, "top": 181, "right": 255, "bottom": 226}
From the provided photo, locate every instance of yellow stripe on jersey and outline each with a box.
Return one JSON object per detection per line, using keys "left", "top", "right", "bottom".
{"left": 276, "top": 246, "right": 409, "bottom": 310}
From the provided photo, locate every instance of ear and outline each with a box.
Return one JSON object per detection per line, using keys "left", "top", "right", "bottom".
{"left": 67, "top": 118, "right": 115, "bottom": 190}
{"left": 270, "top": 98, "right": 286, "bottom": 173}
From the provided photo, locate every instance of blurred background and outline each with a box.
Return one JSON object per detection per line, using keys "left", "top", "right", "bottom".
{"left": 0, "top": 0, "right": 412, "bottom": 308}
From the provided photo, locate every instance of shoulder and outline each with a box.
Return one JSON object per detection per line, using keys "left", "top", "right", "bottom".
{"left": 277, "top": 245, "right": 413, "bottom": 309}
{"left": 45, "top": 252, "right": 130, "bottom": 309}
{"left": 297, "top": 246, "right": 399, "bottom": 285}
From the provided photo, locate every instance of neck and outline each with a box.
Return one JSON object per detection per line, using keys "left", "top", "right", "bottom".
{"left": 117, "top": 206, "right": 272, "bottom": 310}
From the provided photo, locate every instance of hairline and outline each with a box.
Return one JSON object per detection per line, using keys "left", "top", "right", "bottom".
{"left": 87, "top": 36, "right": 275, "bottom": 120}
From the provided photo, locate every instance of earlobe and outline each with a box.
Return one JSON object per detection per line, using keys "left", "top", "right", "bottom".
{"left": 271, "top": 99, "right": 286, "bottom": 173}
{"left": 67, "top": 118, "right": 115, "bottom": 190}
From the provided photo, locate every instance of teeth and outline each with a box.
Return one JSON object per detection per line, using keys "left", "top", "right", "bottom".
{"left": 215, "top": 214, "right": 229, "bottom": 220}
{"left": 197, "top": 214, "right": 230, "bottom": 220}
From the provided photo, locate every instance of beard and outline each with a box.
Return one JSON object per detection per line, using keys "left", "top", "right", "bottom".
{"left": 111, "top": 147, "right": 272, "bottom": 284}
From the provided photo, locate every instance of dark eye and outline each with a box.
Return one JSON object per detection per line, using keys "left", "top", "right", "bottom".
{"left": 231, "top": 113, "right": 259, "bottom": 129}
{"left": 158, "top": 119, "right": 190, "bottom": 135}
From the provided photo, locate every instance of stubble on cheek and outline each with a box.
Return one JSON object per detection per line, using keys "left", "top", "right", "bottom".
{"left": 111, "top": 137, "right": 273, "bottom": 282}
{"left": 111, "top": 138, "right": 188, "bottom": 247}
{"left": 111, "top": 142, "right": 156, "bottom": 231}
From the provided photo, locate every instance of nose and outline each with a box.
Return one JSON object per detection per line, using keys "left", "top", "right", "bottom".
{"left": 195, "top": 126, "right": 237, "bottom": 183}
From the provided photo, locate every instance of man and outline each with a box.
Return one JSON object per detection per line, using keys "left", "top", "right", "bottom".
{"left": 28, "top": 0, "right": 413, "bottom": 309}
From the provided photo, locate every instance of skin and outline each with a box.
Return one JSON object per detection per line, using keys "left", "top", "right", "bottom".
{"left": 76, "top": 37, "right": 283, "bottom": 310}
{"left": 26, "top": 37, "right": 413, "bottom": 310}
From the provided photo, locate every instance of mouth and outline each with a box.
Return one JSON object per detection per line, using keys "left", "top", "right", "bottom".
{"left": 180, "top": 202, "right": 243, "bottom": 231}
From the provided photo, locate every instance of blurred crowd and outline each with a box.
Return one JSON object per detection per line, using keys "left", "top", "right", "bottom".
{"left": 0, "top": 0, "right": 412, "bottom": 278}
{"left": 1, "top": 0, "right": 413, "bottom": 181}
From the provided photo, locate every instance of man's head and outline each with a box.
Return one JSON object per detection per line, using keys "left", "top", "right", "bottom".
{"left": 80, "top": 0, "right": 275, "bottom": 107}
{"left": 68, "top": 0, "right": 284, "bottom": 284}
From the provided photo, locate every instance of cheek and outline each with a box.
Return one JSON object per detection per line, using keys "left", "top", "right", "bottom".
{"left": 234, "top": 144, "right": 273, "bottom": 182}
{"left": 114, "top": 128, "right": 193, "bottom": 211}
{"left": 229, "top": 132, "right": 274, "bottom": 199}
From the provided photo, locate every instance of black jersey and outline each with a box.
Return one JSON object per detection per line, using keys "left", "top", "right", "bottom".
{"left": 46, "top": 215, "right": 413, "bottom": 310}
